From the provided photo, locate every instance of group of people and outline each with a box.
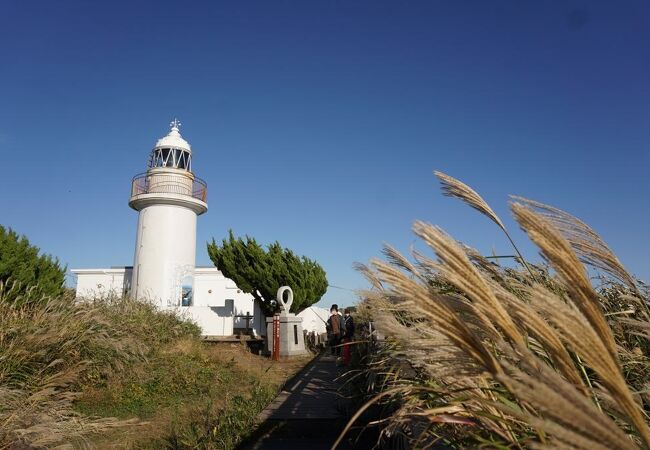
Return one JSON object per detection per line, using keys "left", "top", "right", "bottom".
{"left": 326, "top": 304, "right": 355, "bottom": 364}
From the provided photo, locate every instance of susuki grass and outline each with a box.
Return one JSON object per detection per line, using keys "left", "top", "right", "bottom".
{"left": 0, "top": 286, "right": 307, "bottom": 449}
{"left": 0, "top": 289, "right": 155, "bottom": 448}
{"left": 340, "top": 172, "right": 650, "bottom": 449}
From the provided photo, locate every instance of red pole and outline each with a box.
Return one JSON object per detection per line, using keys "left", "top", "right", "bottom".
{"left": 272, "top": 314, "right": 280, "bottom": 361}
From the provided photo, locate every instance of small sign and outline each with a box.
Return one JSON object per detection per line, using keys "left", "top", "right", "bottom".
{"left": 272, "top": 314, "right": 280, "bottom": 360}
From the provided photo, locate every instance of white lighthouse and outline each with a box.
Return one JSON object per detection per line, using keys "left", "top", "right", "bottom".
{"left": 72, "top": 120, "right": 267, "bottom": 337}
{"left": 129, "top": 119, "right": 208, "bottom": 308}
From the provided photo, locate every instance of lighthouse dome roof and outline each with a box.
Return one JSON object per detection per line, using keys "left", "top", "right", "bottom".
{"left": 155, "top": 119, "right": 191, "bottom": 153}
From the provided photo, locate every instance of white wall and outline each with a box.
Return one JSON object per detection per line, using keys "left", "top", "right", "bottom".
{"left": 73, "top": 266, "right": 265, "bottom": 337}
{"left": 297, "top": 306, "right": 329, "bottom": 334}
{"left": 253, "top": 299, "right": 265, "bottom": 336}
{"left": 192, "top": 268, "right": 262, "bottom": 334}
{"left": 190, "top": 268, "right": 264, "bottom": 336}
{"left": 193, "top": 269, "right": 227, "bottom": 307}
{"left": 182, "top": 301, "right": 234, "bottom": 336}
{"left": 73, "top": 268, "right": 132, "bottom": 299}
{"left": 132, "top": 204, "right": 197, "bottom": 308}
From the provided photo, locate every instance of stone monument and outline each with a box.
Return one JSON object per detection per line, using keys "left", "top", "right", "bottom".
{"left": 266, "top": 286, "right": 307, "bottom": 357}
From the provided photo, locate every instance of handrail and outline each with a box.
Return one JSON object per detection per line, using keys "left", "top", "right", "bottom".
{"left": 130, "top": 172, "right": 208, "bottom": 202}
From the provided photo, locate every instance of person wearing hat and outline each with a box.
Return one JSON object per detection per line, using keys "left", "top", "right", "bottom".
{"left": 326, "top": 304, "right": 344, "bottom": 356}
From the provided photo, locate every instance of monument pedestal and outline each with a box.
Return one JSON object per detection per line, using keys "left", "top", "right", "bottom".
{"left": 266, "top": 286, "right": 308, "bottom": 358}
{"left": 266, "top": 314, "right": 307, "bottom": 357}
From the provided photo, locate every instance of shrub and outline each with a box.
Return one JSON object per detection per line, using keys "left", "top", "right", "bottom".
{"left": 207, "top": 230, "right": 328, "bottom": 314}
{"left": 0, "top": 225, "right": 65, "bottom": 305}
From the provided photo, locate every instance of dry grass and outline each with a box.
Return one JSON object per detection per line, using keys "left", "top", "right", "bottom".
{"left": 0, "top": 288, "right": 309, "bottom": 449}
{"left": 0, "top": 290, "right": 156, "bottom": 449}
{"left": 343, "top": 172, "right": 650, "bottom": 449}
{"left": 78, "top": 342, "right": 308, "bottom": 449}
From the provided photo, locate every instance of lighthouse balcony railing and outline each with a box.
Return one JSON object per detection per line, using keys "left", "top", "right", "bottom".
{"left": 130, "top": 172, "right": 208, "bottom": 202}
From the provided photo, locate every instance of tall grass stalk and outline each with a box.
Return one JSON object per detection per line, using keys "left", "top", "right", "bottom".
{"left": 343, "top": 173, "right": 650, "bottom": 449}
{"left": 434, "top": 171, "right": 536, "bottom": 280}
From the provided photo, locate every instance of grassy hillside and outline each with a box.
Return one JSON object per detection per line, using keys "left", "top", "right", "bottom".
{"left": 0, "top": 289, "right": 309, "bottom": 449}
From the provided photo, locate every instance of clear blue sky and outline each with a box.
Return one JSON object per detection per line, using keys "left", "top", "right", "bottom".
{"left": 1, "top": 1, "right": 649, "bottom": 308}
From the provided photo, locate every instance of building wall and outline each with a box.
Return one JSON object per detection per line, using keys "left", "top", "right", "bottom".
{"left": 297, "top": 306, "right": 329, "bottom": 334}
{"left": 72, "top": 267, "right": 265, "bottom": 337}
{"left": 182, "top": 303, "right": 234, "bottom": 336}
{"left": 193, "top": 270, "right": 227, "bottom": 307}
{"left": 73, "top": 268, "right": 132, "bottom": 299}
{"left": 192, "top": 268, "right": 264, "bottom": 336}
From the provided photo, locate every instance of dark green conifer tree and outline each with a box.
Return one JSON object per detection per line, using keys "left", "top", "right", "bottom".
{"left": 207, "top": 231, "right": 327, "bottom": 315}
{"left": 0, "top": 225, "right": 66, "bottom": 304}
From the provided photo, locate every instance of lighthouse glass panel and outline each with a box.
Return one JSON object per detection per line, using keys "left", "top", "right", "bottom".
{"left": 149, "top": 148, "right": 192, "bottom": 171}
{"left": 162, "top": 149, "right": 172, "bottom": 166}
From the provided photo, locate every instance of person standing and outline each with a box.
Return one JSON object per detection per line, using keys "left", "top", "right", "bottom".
{"left": 342, "top": 309, "right": 355, "bottom": 364}
{"left": 327, "top": 304, "right": 343, "bottom": 356}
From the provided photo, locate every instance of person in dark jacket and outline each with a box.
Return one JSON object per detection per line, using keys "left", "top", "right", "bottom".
{"left": 344, "top": 309, "right": 355, "bottom": 337}
{"left": 342, "top": 309, "right": 355, "bottom": 364}
{"left": 326, "top": 304, "right": 344, "bottom": 356}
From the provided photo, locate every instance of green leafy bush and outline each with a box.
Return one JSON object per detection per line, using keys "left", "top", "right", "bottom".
{"left": 0, "top": 225, "right": 65, "bottom": 304}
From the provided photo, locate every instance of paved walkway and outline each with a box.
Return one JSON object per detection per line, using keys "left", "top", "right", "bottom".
{"left": 240, "top": 353, "right": 362, "bottom": 450}
{"left": 258, "top": 353, "right": 341, "bottom": 421}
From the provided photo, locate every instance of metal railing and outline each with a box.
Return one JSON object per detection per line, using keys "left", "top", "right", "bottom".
{"left": 130, "top": 172, "right": 208, "bottom": 202}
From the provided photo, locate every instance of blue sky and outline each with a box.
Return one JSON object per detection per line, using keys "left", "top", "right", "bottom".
{"left": 1, "top": 1, "right": 649, "bottom": 308}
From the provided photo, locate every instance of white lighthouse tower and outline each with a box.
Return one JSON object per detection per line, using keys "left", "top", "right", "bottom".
{"left": 129, "top": 119, "right": 208, "bottom": 308}
{"left": 73, "top": 121, "right": 267, "bottom": 337}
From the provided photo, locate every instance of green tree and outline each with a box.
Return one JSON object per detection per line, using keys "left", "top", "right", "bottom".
{"left": 0, "top": 225, "right": 66, "bottom": 304}
{"left": 207, "top": 231, "right": 328, "bottom": 315}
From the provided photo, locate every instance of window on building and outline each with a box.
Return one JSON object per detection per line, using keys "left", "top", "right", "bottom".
{"left": 181, "top": 285, "right": 193, "bottom": 306}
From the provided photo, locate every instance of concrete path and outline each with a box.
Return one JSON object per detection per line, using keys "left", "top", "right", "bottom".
{"left": 240, "top": 353, "right": 368, "bottom": 450}
{"left": 258, "top": 353, "right": 341, "bottom": 421}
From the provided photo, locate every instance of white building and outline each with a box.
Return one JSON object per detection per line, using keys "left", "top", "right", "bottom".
{"left": 297, "top": 306, "right": 329, "bottom": 335}
{"left": 72, "top": 120, "right": 264, "bottom": 336}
